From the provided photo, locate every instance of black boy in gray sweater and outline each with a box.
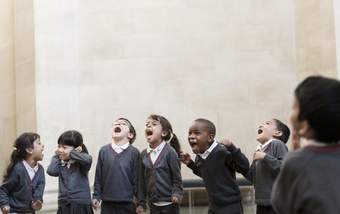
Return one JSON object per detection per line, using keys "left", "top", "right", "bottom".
{"left": 92, "top": 118, "right": 139, "bottom": 214}
{"left": 181, "top": 118, "right": 249, "bottom": 214}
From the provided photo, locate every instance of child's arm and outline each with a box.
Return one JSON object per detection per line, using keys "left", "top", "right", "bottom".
{"left": 136, "top": 152, "right": 147, "bottom": 211}
{"left": 132, "top": 150, "right": 140, "bottom": 199}
{"left": 92, "top": 150, "right": 103, "bottom": 206}
{"left": 244, "top": 162, "right": 256, "bottom": 183}
{"left": 0, "top": 169, "right": 19, "bottom": 210}
{"left": 47, "top": 155, "right": 61, "bottom": 177}
{"left": 69, "top": 150, "right": 92, "bottom": 172}
{"left": 221, "top": 139, "right": 250, "bottom": 176}
{"left": 32, "top": 167, "right": 45, "bottom": 208}
{"left": 168, "top": 151, "right": 183, "bottom": 203}
{"left": 181, "top": 153, "right": 202, "bottom": 177}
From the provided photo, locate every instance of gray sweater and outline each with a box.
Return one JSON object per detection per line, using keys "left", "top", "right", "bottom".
{"left": 92, "top": 144, "right": 140, "bottom": 202}
{"left": 138, "top": 143, "right": 183, "bottom": 207}
{"left": 246, "top": 139, "right": 288, "bottom": 206}
{"left": 272, "top": 144, "right": 340, "bottom": 214}
{"left": 47, "top": 151, "right": 92, "bottom": 205}
{"left": 0, "top": 162, "right": 45, "bottom": 213}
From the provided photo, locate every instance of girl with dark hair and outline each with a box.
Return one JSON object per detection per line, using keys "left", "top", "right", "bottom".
{"left": 137, "top": 114, "right": 183, "bottom": 214}
{"left": 47, "top": 130, "right": 93, "bottom": 214}
{"left": 0, "top": 132, "right": 45, "bottom": 214}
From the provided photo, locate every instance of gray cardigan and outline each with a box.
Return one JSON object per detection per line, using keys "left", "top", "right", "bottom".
{"left": 47, "top": 150, "right": 92, "bottom": 205}
{"left": 138, "top": 143, "right": 183, "bottom": 207}
{"left": 0, "top": 162, "right": 45, "bottom": 213}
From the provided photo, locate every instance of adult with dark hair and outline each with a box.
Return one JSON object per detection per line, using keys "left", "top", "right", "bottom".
{"left": 0, "top": 133, "right": 45, "bottom": 214}
{"left": 47, "top": 130, "right": 93, "bottom": 214}
{"left": 272, "top": 76, "right": 340, "bottom": 214}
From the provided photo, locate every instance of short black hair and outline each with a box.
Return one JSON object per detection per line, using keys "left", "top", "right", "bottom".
{"left": 194, "top": 118, "right": 216, "bottom": 138}
{"left": 118, "top": 118, "right": 136, "bottom": 144}
{"left": 273, "top": 119, "right": 290, "bottom": 143}
{"left": 295, "top": 76, "right": 340, "bottom": 143}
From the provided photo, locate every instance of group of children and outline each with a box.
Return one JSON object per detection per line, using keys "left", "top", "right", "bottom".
{"left": 0, "top": 75, "right": 340, "bottom": 214}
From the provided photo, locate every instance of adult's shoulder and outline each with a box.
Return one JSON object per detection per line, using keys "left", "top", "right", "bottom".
{"left": 282, "top": 148, "right": 313, "bottom": 173}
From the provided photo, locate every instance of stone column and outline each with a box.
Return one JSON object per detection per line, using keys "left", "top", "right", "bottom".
{"left": 294, "top": 0, "right": 338, "bottom": 79}
{"left": 0, "top": 0, "right": 16, "bottom": 176}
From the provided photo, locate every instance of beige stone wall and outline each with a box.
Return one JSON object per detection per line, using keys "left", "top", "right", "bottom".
{"left": 33, "top": 0, "right": 297, "bottom": 187}
{"left": 0, "top": 0, "right": 16, "bottom": 177}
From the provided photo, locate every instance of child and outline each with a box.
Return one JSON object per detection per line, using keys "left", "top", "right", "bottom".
{"left": 92, "top": 118, "right": 139, "bottom": 214}
{"left": 47, "top": 130, "right": 93, "bottom": 214}
{"left": 243, "top": 119, "right": 290, "bottom": 214}
{"left": 272, "top": 76, "right": 340, "bottom": 214}
{"left": 137, "top": 114, "right": 183, "bottom": 214}
{"left": 181, "top": 118, "right": 249, "bottom": 214}
{"left": 0, "top": 132, "right": 45, "bottom": 214}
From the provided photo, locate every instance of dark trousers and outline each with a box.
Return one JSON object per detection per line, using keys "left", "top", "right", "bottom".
{"left": 149, "top": 203, "right": 179, "bottom": 214}
{"left": 208, "top": 202, "right": 243, "bottom": 214}
{"left": 101, "top": 202, "right": 135, "bottom": 214}
{"left": 256, "top": 205, "right": 276, "bottom": 214}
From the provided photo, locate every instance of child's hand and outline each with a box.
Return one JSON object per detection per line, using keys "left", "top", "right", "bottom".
{"left": 136, "top": 205, "right": 144, "bottom": 214}
{"left": 291, "top": 130, "right": 301, "bottom": 150}
{"left": 220, "top": 138, "right": 233, "bottom": 147}
{"left": 74, "top": 146, "right": 82, "bottom": 153}
{"left": 32, "top": 200, "right": 42, "bottom": 210}
{"left": 180, "top": 152, "right": 192, "bottom": 165}
{"left": 1, "top": 205, "right": 10, "bottom": 214}
{"left": 171, "top": 196, "right": 180, "bottom": 204}
{"left": 91, "top": 199, "right": 100, "bottom": 209}
{"left": 253, "top": 151, "right": 266, "bottom": 161}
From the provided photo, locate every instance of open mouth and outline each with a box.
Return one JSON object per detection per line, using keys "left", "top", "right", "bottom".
{"left": 114, "top": 127, "right": 121, "bottom": 133}
{"left": 146, "top": 129, "right": 153, "bottom": 136}
{"left": 258, "top": 129, "right": 263, "bottom": 134}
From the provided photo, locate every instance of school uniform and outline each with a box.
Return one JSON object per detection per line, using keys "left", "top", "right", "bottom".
{"left": 138, "top": 142, "right": 183, "bottom": 214}
{"left": 246, "top": 139, "right": 288, "bottom": 214}
{"left": 92, "top": 143, "right": 140, "bottom": 214}
{"left": 187, "top": 141, "right": 249, "bottom": 214}
{"left": 0, "top": 161, "right": 45, "bottom": 214}
{"left": 47, "top": 151, "right": 93, "bottom": 214}
{"left": 272, "top": 143, "right": 340, "bottom": 214}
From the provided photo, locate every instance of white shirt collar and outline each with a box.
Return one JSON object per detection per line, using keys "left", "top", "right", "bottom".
{"left": 22, "top": 160, "right": 39, "bottom": 180}
{"left": 199, "top": 140, "right": 218, "bottom": 159}
{"left": 147, "top": 141, "right": 166, "bottom": 154}
{"left": 111, "top": 142, "right": 130, "bottom": 150}
{"left": 256, "top": 139, "right": 275, "bottom": 151}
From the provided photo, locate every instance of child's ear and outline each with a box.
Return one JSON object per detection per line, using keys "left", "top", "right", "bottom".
{"left": 161, "top": 131, "right": 168, "bottom": 137}
{"left": 274, "top": 130, "right": 283, "bottom": 137}
{"left": 26, "top": 148, "right": 33, "bottom": 154}
{"left": 208, "top": 134, "right": 214, "bottom": 143}
{"left": 298, "top": 120, "right": 314, "bottom": 139}
{"left": 127, "top": 133, "right": 134, "bottom": 141}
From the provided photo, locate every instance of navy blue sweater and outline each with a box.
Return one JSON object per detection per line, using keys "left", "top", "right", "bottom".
{"left": 93, "top": 144, "right": 140, "bottom": 202}
{"left": 47, "top": 151, "right": 92, "bottom": 205}
{"left": 0, "top": 162, "right": 45, "bottom": 213}
{"left": 187, "top": 143, "right": 249, "bottom": 206}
